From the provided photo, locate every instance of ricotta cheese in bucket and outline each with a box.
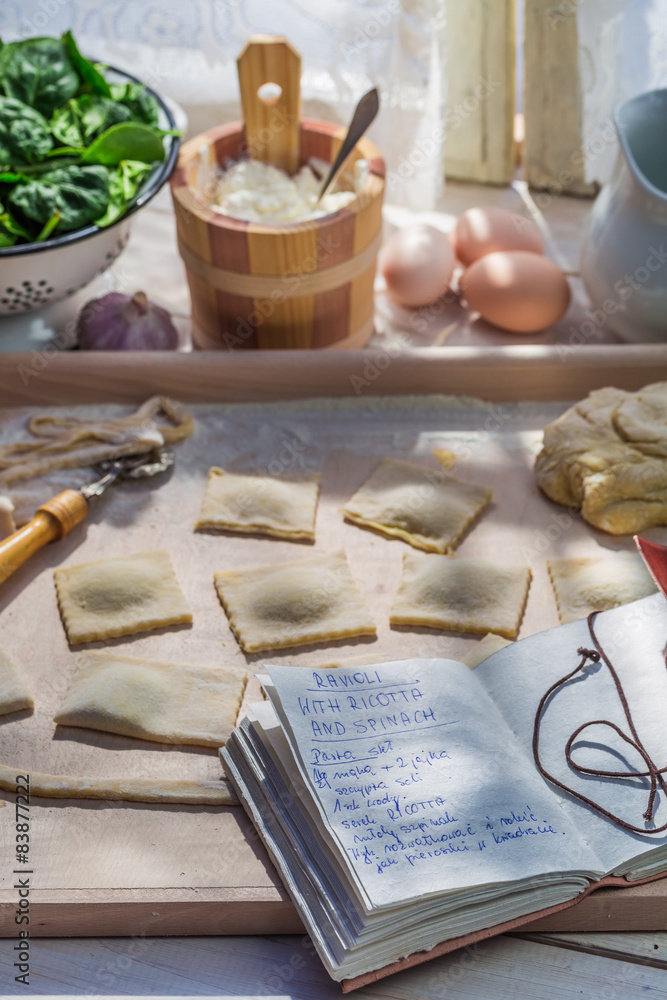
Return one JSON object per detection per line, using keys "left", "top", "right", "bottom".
{"left": 210, "top": 157, "right": 368, "bottom": 223}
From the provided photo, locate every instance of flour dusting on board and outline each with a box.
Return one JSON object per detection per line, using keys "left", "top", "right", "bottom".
{"left": 0, "top": 394, "right": 587, "bottom": 791}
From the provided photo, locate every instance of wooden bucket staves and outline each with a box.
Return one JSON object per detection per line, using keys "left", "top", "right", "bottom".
{"left": 170, "top": 36, "right": 384, "bottom": 350}
{"left": 170, "top": 122, "right": 385, "bottom": 350}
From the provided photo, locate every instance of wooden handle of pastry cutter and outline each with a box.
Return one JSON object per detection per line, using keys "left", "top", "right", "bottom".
{"left": 237, "top": 34, "right": 301, "bottom": 173}
{"left": 0, "top": 490, "right": 88, "bottom": 585}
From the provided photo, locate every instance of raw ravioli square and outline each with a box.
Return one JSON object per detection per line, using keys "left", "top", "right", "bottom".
{"left": 54, "top": 650, "right": 246, "bottom": 747}
{"left": 391, "top": 552, "right": 531, "bottom": 639}
{"left": 214, "top": 550, "right": 376, "bottom": 653}
{"left": 0, "top": 649, "right": 33, "bottom": 715}
{"left": 195, "top": 468, "right": 319, "bottom": 541}
{"left": 547, "top": 553, "right": 656, "bottom": 625}
{"left": 54, "top": 550, "right": 192, "bottom": 645}
{"left": 462, "top": 633, "right": 513, "bottom": 669}
{"left": 342, "top": 458, "right": 492, "bottom": 553}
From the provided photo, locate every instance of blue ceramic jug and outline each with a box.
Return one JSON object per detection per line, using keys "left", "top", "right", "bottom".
{"left": 580, "top": 89, "right": 667, "bottom": 342}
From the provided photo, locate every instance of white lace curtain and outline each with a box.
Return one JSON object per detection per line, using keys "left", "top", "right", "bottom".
{"left": 4, "top": 0, "right": 447, "bottom": 209}
{"left": 577, "top": 0, "right": 667, "bottom": 185}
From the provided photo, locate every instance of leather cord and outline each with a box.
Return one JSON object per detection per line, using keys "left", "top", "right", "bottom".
{"left": 533, "top": 611, "right": 667, "bottom": 835}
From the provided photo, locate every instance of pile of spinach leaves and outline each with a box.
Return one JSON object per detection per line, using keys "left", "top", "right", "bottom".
{"left": 0, "top": 31, "right": 178, "bottom": 247}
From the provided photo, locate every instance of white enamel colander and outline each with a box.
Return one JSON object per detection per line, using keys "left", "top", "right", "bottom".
{"left": 0, "top": 66, "right": 180, "bottom": 317}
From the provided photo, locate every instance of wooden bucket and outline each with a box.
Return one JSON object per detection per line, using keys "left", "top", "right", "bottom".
{"left": 171, "top": 123, "right": 384, "bottom": 351}
{"left": 170, "top": 38, "right": 385, "bottom": 351}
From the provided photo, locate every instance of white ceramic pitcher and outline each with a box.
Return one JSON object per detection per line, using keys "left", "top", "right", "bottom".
{"left": 580, "top": 89, "right": 667, "bottom": 342}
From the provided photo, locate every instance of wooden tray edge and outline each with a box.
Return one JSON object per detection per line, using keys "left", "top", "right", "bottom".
{"left": 0, "top": 895, "right": 304, "bottom": 937}
{"left": 2, "top": 879, "right": 665, "bottom": 938}
{"left": 1, "top": 345, "right": 666, "bottom": 406}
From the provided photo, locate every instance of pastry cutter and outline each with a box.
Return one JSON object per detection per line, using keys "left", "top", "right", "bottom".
{"left": 0, "top": 446, "right": 174, "bottom": 586}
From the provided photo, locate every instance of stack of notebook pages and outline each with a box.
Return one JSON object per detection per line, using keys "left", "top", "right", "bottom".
{"left": 222, "top": 591, "right": 667, "bottom": 988}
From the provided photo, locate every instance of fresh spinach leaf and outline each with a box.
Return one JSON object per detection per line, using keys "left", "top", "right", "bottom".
{"left": 8, "top": 157, "right": 80, "bottom": 175}
{"left": 50, "top": 98, "right": 84, "bottom": 147}
{"left": 0, "top": 170, "right": 29, "bottom": 183}
{"left": 3, "top": 212, "right": 30, "bottom": 238}
{"left": 50, "top": 94, "right": 132, "bottom": 148}
{"left": 0, "top": 201, "right": 30, "bottom": 245}
{"left": 1, "top": 38, "right": 78, "bottom": 117}
{"left": 109, "top": 82, "right": 160, "bottom": 127}
{"left": 0, "top": 96, "right": 52, "bottom": 164}
{"left": 35, "top": 209, "right": 61, "bottom": 241}
{"left": 77, "top": 94, "right": 132, "bottom": 140}
{"left": 0, "top": 40, "right": 18, "bottom": 81}
{"left": 95, "top": 158, "right": 152, "bottom": 227}
{"left": 62, "top": 30, "right": 111, "bottom": 97}
{"left": 81, "top": 121, "right": 165, "bottom": 165}
{"left": 9, "top": 164, "right": 109, "bottom": 233}
{"left": 46, "top": 146, "right": 86, "bottom": 159}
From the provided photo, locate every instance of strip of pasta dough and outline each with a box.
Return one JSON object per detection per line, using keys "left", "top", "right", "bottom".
{"left": 0, "top": 650, "right": 33, "bottom": 715}
{"left": 0, "top": 396, "right": 194, "bottom": 492}
{"left": 0, "top": 763, "right": 238, "bottom": 805}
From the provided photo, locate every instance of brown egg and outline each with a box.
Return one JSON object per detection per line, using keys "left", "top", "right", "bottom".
{"left": 379, "top": 224, "right": 455, "bottom": 307}
{"left": 460, "top": 251, "right": 571, "bottom": 333}
{"left": 453, "top": 207, "right": 544, "bottom": 267}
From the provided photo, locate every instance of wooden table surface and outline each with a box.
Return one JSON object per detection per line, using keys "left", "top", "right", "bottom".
{"left": 1, "top": 183, "right": 667, "bottom": 997}
{"left": 2, "top": 931, "right": 667, "bottom": 997}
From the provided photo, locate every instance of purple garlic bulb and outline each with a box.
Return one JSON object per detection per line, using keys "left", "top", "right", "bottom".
{"left": 76, "top": 291, "right": 179, "bottom": 350}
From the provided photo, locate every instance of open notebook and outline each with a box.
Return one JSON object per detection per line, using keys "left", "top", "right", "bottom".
{"left": 222, "top": 589, "right": 667, "bottom": 991}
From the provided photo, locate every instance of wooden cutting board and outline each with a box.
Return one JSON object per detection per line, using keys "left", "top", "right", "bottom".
{"left": 1, "top": 351, "right": 667, "bottom": 936}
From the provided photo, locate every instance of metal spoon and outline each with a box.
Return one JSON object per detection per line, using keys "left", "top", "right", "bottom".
{"left": 0, "top": 447, "right": 175, "bottom": 586}
{"left": 316, "top": 87, "right": 380, "bottom": 204}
